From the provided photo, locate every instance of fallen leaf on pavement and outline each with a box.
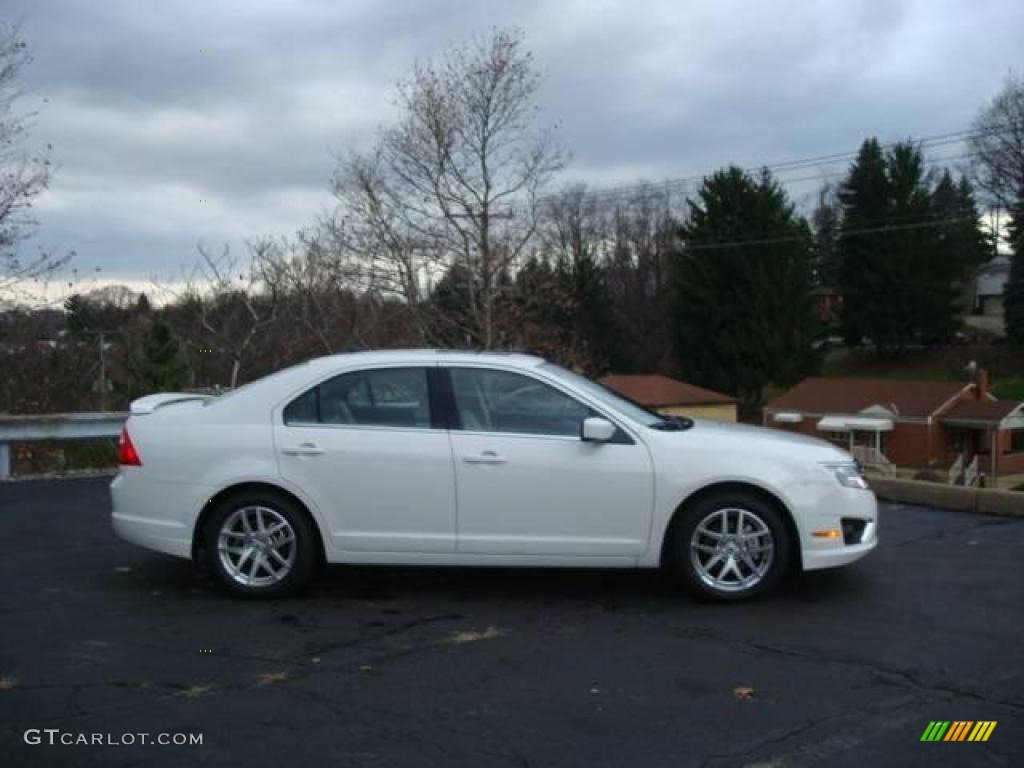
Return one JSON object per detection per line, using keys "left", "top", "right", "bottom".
{"left": 256, "top": 671, "right": 292, "bottom": 687}
{"left": 176, "top": 683, "right": 212, "bottom": 699}
{"left": 448, "top": 626, "right": 502, "bottom": 644}
{"left": 733, "top": 685, "right": 757, "bottom": 700}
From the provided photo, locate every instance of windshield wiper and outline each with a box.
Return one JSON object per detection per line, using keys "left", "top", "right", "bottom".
{"left": 649, "top": 415, "right": 694, "bottom": 431}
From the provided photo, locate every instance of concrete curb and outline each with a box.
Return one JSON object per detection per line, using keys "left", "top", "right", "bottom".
{"left": 868, "top": 476, "right": 1024, "bottom": 519}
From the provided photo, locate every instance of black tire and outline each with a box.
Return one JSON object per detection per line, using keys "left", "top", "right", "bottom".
{"left": 204, "top": 490, "right": 318, "bottom": 598}
{"left": 665, "top": 491, "right": 790, "bottom": 601}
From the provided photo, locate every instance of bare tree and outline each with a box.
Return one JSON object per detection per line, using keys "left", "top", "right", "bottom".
{"left": 604, "top": 185, "right": 681, "bottom": 372}
{"left": 333, "top": 28, "right": 564, "bottom": 348}
{"left": 541, "top": 183, "right": 606, "bottom": 265}
{"left": 0, "top": 24, "right": 69, "bottom": 300}
{"left": 182, "top": 243, "right": 278, "bottom": 389}
{"left": 254, "top": 229, "right": 397, "bottom": 354}
{"left": 969, "top": 75, "right": 1024, "bottom": 209}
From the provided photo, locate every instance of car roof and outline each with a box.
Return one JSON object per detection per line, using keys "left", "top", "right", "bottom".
{"left": 202, "top": 349, "right": 550, "bottom": 418}
{"left": 307, "top": 348, "right": 547, "bottom": 370}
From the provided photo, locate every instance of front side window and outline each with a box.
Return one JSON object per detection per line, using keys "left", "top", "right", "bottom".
{"left": 283, "top": 367, "right": 431, "bottom": 429}
{"left": 450, "top": 368, "right": 593, "bottom": 436}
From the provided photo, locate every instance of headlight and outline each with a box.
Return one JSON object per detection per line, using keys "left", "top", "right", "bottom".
{"left": 821, "top": 462, "right": 869, "bottom": 490}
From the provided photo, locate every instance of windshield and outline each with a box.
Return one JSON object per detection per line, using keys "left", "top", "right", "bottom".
{"left": 539, "top": 363, "right": 668, "bottom": 426}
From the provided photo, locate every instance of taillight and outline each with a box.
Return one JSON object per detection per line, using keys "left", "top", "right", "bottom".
{"left": 118, "top": 425, "right": 142, "bottom": 466}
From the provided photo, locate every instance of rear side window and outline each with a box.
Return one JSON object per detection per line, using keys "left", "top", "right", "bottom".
{"left": 283, "top": 387, "right": 318, "bottom": 424}
{"left": 283, "top": 367, "right": 431, "bottom": 429}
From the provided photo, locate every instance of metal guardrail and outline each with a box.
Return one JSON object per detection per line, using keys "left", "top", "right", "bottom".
{"left": 0, "top": 412, "right": 127, "bottom": 480}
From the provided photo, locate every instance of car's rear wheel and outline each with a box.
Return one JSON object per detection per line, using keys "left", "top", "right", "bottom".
{"left": 667, "top": 491, "right": 789, "bottom": 601}
{"left": 205, "top": 491, "right": 317, "bottom": 598}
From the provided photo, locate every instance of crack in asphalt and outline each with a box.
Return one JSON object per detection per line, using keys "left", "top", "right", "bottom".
{"left": 0, "top": 611, "right": 476, "bottom": 733}
{"left": 668, "top": 625, "right": 1024, "bottom": 712}
{"left": 886, "top": 516, "right": 1011, "bottom": 548}
{"left": 697, "top": 704, "right": 869, "bottom": 768}
{"left": 697, "top": 694, "right": 927, "bottom": 768}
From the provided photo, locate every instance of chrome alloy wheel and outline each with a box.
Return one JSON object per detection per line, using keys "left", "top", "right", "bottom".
{"left": 689, "top": 507, "right": 775, "bottom": 593}
{"left": 217, "top": 505, "right": 297, "bottom": 587}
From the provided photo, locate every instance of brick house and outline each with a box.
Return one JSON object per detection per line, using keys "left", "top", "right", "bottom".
{"left": 600, "top": 374, "right": 737, "bottom": 422}
{"left": 763, "top": 371, "right": 1024, "bottom": 481}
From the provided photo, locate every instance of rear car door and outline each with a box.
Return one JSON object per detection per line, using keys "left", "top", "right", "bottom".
{"left": 445, "top": 366, "right": 654, "bottom": 557}
{"left": 274, "top": 366, "right": 456, "bottom": 553}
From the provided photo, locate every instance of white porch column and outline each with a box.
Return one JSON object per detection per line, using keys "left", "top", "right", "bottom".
{"left": 991, "top": 429, "right": 998, "bottom": 484}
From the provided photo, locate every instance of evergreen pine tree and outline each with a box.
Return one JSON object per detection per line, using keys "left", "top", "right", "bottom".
{"left": 838, "top": 139, "right": 987, "bottom": 353}
{"left": 837, "top": 139, "right": 891, "bottom": 350}
{"left": 118, "top": 317, "right": 187, "bottom": 401}
{"left": 674, "top": 166, "right": 817, "bottom": 404}
{"left": 1005, "top": 185, "right": 1024, "bottom": 346}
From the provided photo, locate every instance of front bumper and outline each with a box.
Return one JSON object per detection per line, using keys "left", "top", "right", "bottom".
{"left": 801, "top": 523, "right": 878, "bottom": 570}
{"left": 798, "top": 486, "right": 879, "bottom": 571}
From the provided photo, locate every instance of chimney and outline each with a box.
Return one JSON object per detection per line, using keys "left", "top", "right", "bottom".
{"left": 974, "top": 368, "right": 989, "bottom": 401}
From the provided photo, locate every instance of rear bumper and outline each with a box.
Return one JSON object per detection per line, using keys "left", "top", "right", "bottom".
{"left": 110, "top": 471, "right": 209, "bottom": 560}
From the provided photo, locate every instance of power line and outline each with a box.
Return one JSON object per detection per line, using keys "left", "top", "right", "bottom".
{"left": 781, "top": 151, "right": 976, "bottom": 187}
{"left": 680, "top": 215, "right": 980, "bottom": 253}
{"left": 498, "top": 121, "right": 1020, "bottom": 214}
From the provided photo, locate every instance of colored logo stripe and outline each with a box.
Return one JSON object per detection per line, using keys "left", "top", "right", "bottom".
{"left": 968, "top": 721, "right": 997, "bottom": 742}
{"left": 945, "top": 721, "right": 972, "bottom": 741}
{"left": 920, "top": 720, "right": 996, "bottom": 742}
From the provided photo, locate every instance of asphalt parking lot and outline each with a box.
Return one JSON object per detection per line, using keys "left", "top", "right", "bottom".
{"left": 0, "top": 477, "right": 1022, "bottom": 767}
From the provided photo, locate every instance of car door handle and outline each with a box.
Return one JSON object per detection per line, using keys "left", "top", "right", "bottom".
{"left": 462, "top": 451, "right": 506, "bottom": 465}
{"left": 282, "top": 443, "right": 324, "bottom": 456}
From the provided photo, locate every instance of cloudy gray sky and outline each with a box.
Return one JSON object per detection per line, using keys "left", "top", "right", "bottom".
{"left": 6, "top": 0, "right": 1023, "bottom": 298}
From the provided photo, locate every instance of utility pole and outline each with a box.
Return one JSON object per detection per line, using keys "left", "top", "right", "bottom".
{"left": 447, "top": 207, "right": 516, "bottom": 349}
{"left": 98, "top": 330, "right": 107, "bottom": 412}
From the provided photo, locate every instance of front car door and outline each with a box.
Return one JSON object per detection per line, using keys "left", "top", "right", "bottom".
{"left": 274, "top": 365, "right": 456, "bottom": 553}
{"left": 445, "top": 366, "right": 655, "bottom": 557}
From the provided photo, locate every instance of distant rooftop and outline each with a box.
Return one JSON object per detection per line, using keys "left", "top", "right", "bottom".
{"left": 767, "top": 377, "right": 970, "bottom": 418}
{"left": 941, "top": 398, "right": 1022, "bottom": 424}
{"left": 600, "top": 374, "right": 735, "bottom": 407}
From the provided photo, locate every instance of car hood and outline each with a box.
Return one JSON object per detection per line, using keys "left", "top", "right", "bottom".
{"left": 661, "top": 418, "right": 852, "bottom": 462}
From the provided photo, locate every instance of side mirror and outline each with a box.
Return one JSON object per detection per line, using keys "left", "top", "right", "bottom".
{"left": 581, "top": 416, "right": 616, "bottom": 443}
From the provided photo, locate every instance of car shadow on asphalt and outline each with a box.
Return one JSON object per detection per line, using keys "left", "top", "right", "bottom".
{"left": 114, "top": 552, "right": 875, "bottom": 611}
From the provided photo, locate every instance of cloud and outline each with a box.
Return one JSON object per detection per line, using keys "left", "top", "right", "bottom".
{"left": 3, "top": 0, "right": 1023, "bottom": 292}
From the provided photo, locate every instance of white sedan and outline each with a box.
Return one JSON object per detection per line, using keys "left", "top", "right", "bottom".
{"left": 110, "top": 350, "right": 877, "bottom": 600}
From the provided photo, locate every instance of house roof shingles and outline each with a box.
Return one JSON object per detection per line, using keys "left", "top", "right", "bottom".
{"left": 940, "top": 399, "right": 1020, "bottom": 423}
{"left": 600, "top": 374, "right": 735, "bottom": 407}
{"left": 767, "top": 377, "right": 969, "bottom": 419}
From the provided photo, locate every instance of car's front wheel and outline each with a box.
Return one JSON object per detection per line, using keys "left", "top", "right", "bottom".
{"left": 205, "top": 491, "right": 317, "bottom": 598}
{"left": 667, "top": 491, "right": 790, "bottom": 601}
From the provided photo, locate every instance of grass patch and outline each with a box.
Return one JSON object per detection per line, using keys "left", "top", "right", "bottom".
{"left": 820, "top": 345, "right": 1024, "bottom": 394}
{"left": 992, "top": 377, "right": 1024, "bottom": 401}
{"left": 11, "top": 438, "right": 117, "bottom": 477}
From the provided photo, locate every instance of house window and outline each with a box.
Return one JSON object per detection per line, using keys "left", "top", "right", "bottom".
{"left": 1011, "top": 430, "right": 1024, "bottom": 453}
{"left": 823, "top": 430, "right": 850, "bottom": 448}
